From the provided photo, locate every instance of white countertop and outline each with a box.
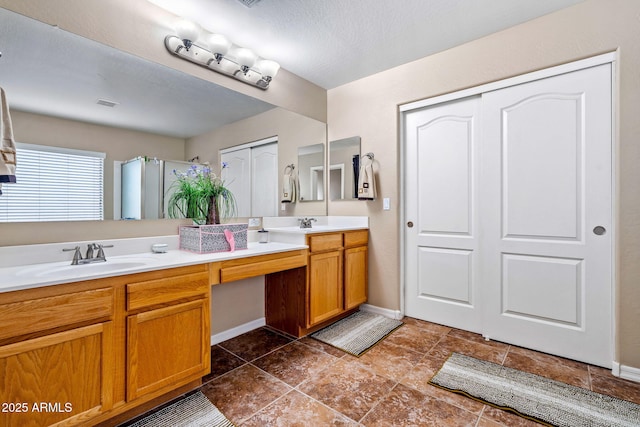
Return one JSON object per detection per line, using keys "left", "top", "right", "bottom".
{"left": 0, "top": 242, "right": 307, "bottom": 294}
{"left": 0, "top": 216, "right": 369, "bottom": 294}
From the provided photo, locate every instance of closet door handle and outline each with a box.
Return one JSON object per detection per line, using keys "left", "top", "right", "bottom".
{"left": 593, "top": 226, "right": 606, "bottom": 235}
{"left": 407, "top": 221, "right": 414, "bottom": 228}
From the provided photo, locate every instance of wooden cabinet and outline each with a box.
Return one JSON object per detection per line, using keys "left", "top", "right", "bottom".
{"left": 308, "top": 249, "right": 343, "bottom": 325}
{"left": 0, "top": 287, "right": 115, "bottom": 427}
{"left": 125, "top": 269, "right": 210, "bottom": 401}
{"left": 344, "top": 245, "right": 368, "bottom": 310}
{"left": 0, "top": 264, "right": 210, "bottom": 427}
{"left": 266, "top": 229, "right": 368, "bottom": 336}
{"left": 306, "top": 230, "right": 368, "bottom": 328}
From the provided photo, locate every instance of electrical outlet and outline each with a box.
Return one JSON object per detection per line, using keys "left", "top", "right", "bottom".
{"left": 281, "top": 203, "right": 286, "bottom": 211}
{"left": 383, "top": 198, "right": 390, "bottom": 210}
{"left": 248, "top": 217, "right": 261, "bottom": 227}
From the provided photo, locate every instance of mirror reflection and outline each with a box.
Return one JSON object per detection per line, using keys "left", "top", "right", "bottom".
{"left": 297, "top": 143, "right": 325, "bottom": 202}
{"left": 329, "top": 136, "right": 361, "bottom": 201}
{"left": 0, "top": 7, "right": 327, "bottom": 222}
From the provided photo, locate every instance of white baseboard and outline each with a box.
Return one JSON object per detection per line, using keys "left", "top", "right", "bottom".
{"left": 612, "top": 361, "right": 640, "bottom": 383}
{"left": 359, "top": 303, "right": 403, "bottom": 320}
{"left": 210, "top": 317, "right": 266, "bottom": 345}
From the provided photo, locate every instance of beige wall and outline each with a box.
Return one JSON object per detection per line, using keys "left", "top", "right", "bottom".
{"left": 11, "top": 110, "right": 186, "bottom": 219}
{"left": 0, "top": 0, "right": 327, "bottom": 123}
{"left": 327, "top": 0, "right": 640, "bottom": 368}
{"left": 0, "top": 111, "right": 190, "bottom": 246}
{"left": 186, "top": 107, "right": 327, "bottom": 217}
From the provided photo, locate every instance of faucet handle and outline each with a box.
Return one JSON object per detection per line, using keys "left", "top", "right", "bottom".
{"left": 63, "top": 246, "right": 82, "bottom": 265}
{"left": 86, "top": 243, "right": 97, "bottom": 259}
{"left": 95, "top": 244, "right": 113, "bottom": 260}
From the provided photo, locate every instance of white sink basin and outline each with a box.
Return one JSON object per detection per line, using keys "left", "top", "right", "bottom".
{"left": 16, "top": 257, "right": 161, "bottom": 278}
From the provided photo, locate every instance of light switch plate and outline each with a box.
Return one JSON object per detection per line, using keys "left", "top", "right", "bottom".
{"left": 248, "top": 217, "right": 261, "bottom": 227}
{"left": 383, "top": 198, "right": 390, "bottom": 210}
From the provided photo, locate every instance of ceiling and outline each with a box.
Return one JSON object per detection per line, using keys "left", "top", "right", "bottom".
{"left": 0, "top": 7, "right": 275, "bottom": 138}
{"left": 150, "top": 0, "right": 584, "bottom": 89}
{"left": 0, "top": 1, "right": 583, "bottom": 138}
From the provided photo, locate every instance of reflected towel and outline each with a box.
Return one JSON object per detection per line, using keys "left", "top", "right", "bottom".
{"left": 357, "top": 156, "right": 376, "bottom": 200}
{"left": 0, "top": 87, "right": 17, "bottom": 196}
{"left": 281, "top": 165, "right": 297, "bottom": 203}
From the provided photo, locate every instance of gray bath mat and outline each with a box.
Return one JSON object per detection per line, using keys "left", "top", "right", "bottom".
{"left": 127, "top": 391, "right": 234, "bottom": 427}
{"left": 310, "top": 311, "right": 403, "bottom": 356}
{"left": 430, "top": 352, "right": 640, "bottom": 427}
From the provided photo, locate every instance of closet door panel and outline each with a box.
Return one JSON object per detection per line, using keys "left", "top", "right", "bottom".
{"left": 221, "top": 148, "right": 252, "bottom": 217}
{"left": 251, "top": 142, "right": 278, "bottom": 217}
{"left": 404, "top": 96, "right": 482, "bottom": 332}
{"left": 501, "top": 95, "right": 581, "bottom": 240}
{"left": 481, "top": 63, "right": 612, "bottom": 367}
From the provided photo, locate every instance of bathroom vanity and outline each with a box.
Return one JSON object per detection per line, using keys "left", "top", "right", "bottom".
{"left": 0, "top": 218, "right": 367, "bottom": 427}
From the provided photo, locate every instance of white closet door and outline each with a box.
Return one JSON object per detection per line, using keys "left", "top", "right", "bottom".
{"left": 404, "top": 96, "right": 483, "bottom": 332}
{"left": 481, "top": 64, "right": 612, "bottom": 367}
{"left": 251, "top": 142, "right": 278, "bottom": 217}
{"left": 221, "top": 148, "right": 251, "bottom": 217}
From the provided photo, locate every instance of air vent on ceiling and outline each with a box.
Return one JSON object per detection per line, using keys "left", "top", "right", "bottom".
{"left": 96, "top": 99, "right": 119, "bottom": 108}
{"left": 236, "top": 0, "right": 262, "bottom": 7}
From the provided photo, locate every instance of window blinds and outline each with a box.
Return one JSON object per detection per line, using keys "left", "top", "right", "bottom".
{"left": 0, "top": 143, "right": 105, "bottom": 222}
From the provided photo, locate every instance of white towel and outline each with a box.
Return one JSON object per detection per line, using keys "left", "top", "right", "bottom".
{"left": 281, "top": 165, "right": 297, "bottom": 203}
{"left": 357, "top": 156, "right": 376, "bottom": 200}
{"left": 0, "top": 87, "right": 17, "bottom": 196}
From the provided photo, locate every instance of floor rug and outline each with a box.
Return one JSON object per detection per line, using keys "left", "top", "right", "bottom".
{"left": 127, "top": 391, "right": 235, "bottom": 427}
{"left": 430, "top": 352, "right": 640, "bottom": 427}
{"left": 310, "top": 310, "right": 403, "bottom": 356}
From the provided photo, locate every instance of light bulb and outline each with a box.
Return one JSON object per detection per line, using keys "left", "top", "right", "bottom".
{"left": 206, "top": 34, "right": 231, "bottom": 56}
{"left": 234, "top": 48, "right": 257, "bottom": 69}
{"left": 175, "top": 19, "right": 201, "bottom": 49}
{"left": 258, "top": 59, "right": 280, "bottom": 79}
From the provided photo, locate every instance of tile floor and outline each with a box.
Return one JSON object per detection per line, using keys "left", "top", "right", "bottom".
{"left": 144, "top": 317, "right": 640, "bottom": 426}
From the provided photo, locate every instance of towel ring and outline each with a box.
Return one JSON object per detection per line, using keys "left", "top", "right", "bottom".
{"left": 284, "top": 164, "right": 295, "bottom": 172}
{"left": 362, "top": 152, "right": 375, "bottom": 160}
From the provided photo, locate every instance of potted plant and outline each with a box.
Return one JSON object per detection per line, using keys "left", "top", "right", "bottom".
{"left": 168, "top": 163, "right": 247, "bottom": 253}
{"left": 167, "top": 163, "right": 236, "bottom": 225}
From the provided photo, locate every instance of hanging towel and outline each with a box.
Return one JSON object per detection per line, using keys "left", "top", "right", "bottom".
{"left": 357, "top": 155, "right": 376, "bottom": 200}
{"left": 281, "top": 165, "right": 297, "bottom": 203}
{"left": 0, "top": 87, "right": 17, "bottom": 196}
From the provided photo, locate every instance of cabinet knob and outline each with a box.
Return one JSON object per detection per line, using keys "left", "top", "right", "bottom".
{"left": 407, "top": 221, "right": 414, "bottom": 228}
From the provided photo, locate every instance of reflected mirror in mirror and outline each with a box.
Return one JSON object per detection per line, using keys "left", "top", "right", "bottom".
{"left": 298, "top": 143, "right": 325, "bottom": 202}
{"left": 329, "top": 136, "right": 361, "bottom": 200}
{"left": 0, "top": 8, "right": 326, "bottom": 222}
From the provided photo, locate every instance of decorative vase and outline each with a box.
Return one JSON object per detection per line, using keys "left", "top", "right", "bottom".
{"left": 206, "top": 195, "right": 220, "bottom": 225}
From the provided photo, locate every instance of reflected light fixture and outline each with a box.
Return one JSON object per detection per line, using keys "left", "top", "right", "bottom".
{"left": 164, "top": 18, "right": 280, "bottom": 90}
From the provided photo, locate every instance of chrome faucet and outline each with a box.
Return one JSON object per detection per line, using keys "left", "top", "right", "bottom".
{"left": 298, "top": 217, "right": 317, "bottom": 229}
{"left": 63, "top": 243, "right": 113, "bottom": 265}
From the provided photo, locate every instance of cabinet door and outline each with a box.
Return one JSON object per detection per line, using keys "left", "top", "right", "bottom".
{"left": 127, "top": 299, "right": 210, "bottom": 401}
{"left": 308, "top": 250, "right": 343, "bottom": 326}
{"left": 0, "top": 322, "right": 114, "bottom": 427}
{"left": 344, "top": 245, "right": 368, "bottom": 310}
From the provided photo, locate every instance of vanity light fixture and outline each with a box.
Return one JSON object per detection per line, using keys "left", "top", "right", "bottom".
{"left": 164, "top": 18, "right": 280, "bottom": 90}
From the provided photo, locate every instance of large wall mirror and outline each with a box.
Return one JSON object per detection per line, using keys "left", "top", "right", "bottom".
{"left": 297, "top": 143, "right": 325, "bottom": 202}
{"left": 329, "top": 136, "right": 361, "bottom": 200}
{"left": 0, "top": 7, "right": 327, "bottom": 223}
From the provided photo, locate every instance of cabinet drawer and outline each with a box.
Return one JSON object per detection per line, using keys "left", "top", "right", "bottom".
{"left": 0, "top": 288, "right": 113, "bottom": 341}
{"left": 344, "top": 230, "right": 368, "bottom": 247}
{"left": 127, "top": 272, "right": 209, "bottom": 311}
{"left": 308, "top": 233, "right": 343, "bottom": 252}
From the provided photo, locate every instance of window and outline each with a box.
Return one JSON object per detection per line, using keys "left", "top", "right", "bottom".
{"left": 0, "top": 143, "right": 105, "bottom": 222}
